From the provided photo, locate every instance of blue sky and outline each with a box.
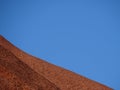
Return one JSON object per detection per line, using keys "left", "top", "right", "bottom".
{"left": 0, "top": 0, "right": 120, "bottom": 89}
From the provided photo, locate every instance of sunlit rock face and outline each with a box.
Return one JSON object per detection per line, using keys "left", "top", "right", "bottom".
{"left": 0, "top": 45, "right": 60, "bottom": 90}
{"left": 0, "top": 35, "right": 112, "bottom": 90}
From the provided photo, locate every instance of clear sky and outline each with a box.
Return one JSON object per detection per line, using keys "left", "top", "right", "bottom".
{"left": 0, "top": 0, "right": 120, "bottom": 89}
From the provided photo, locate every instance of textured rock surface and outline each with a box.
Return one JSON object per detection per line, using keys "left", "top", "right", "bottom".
{"left": 0, "top": 45, "right": 60, "bottom": 90}
{"left": 0, "top": 35, "right": 112, "bottom": 90}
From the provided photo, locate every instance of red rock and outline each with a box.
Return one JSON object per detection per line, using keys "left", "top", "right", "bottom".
{"left": 0, "top": 35, "right": 112, "bottom": 90}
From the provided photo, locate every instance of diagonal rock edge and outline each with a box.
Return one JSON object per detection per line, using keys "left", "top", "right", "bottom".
{"left": 0, "top": 35, "right": 113, "bottom": 90}
{"left": 0, "top": 45, "right": 60, "bottom": 90}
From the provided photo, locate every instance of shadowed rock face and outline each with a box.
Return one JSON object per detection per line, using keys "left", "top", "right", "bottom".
{"left": 0, "top": 45, "right": 60, "bottom": 90}
{"left": 0, "top": 35, "right": 112, "bottom": 90}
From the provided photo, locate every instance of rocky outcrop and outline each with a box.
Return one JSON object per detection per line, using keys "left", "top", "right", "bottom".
{"left": 0, "top": 45, "right": 60, "bottom": 90}
{"left": 0, "top": 35, "right": 112, "bottom": 90}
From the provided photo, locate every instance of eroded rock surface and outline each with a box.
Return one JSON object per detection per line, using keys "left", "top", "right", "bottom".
{"left": 0, "top": 35, "right": 112, "bottom": 90}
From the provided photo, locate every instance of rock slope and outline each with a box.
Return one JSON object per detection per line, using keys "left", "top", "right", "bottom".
{"left": 0, "top": 35, "right": 112, "bottom": 90}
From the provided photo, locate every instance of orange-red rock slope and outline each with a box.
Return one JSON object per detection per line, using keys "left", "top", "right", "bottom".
{"left": 0, "top": 35, "right": 112, "bottom": 90}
